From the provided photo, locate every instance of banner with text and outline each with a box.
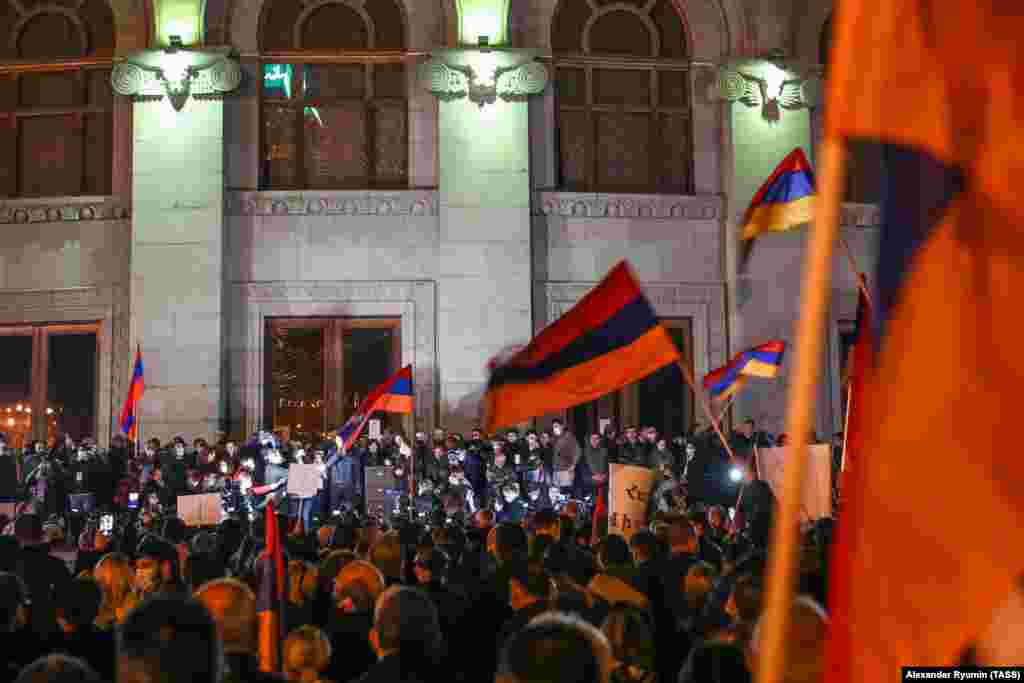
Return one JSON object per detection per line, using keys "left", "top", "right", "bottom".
{"left": 756, "top": 444, "right": 833, "bottom": 521}
{"left": 608, "top": 463, "right": 658, "bottom": 540}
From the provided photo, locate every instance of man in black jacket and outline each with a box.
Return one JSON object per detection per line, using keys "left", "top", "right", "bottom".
{"left": 359, "top": 586, "right": 443, "bottom": 683}
{"left": 13, "top": 512, "right": 70, "bottom": 638}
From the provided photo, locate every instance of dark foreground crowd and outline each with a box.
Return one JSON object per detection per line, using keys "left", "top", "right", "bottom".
{"left": 0, "top": 420, "right": 834, "bottom": 683}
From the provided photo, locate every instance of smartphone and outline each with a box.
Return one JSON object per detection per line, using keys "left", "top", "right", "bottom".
{"left": 128, "top": 492, "right": 140, "bottom": 510}
{"left": 100, "top": 514, "right": 114, "bottom": 534}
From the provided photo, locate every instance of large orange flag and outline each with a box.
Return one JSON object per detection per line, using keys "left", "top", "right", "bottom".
{"left": 824, "top": 1, "right": 1024, "bottom": 680}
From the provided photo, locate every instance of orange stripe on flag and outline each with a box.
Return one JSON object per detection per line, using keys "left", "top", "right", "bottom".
{"left": 487, "top": 326, "right": 680, "bottom": 429}
{"left": 374, "top": 394, "right": 413, "bottom": 414}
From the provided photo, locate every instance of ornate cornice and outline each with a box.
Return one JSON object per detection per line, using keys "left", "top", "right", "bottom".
{"left": 418, "top": 50, "right": 548, "bottom": 105}
{"left": 0, "top": 197, "right": 130, "bottom": 224}
{"left": 111, "top": 50, "right": 242, "bottom": 103}
{"left": 225, "top": 190, "right": 439, "bottom": 217}
{"left": 533, "top": 192, "right": 723, "bottom": 220}
{"left": 715, "top": 66, "right": 822, "bottom": 115}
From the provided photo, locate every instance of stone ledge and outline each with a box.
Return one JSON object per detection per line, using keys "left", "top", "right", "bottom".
{"left": 534, "top": 192, "right": 724, "bottom": 220}
{"left": 0, "top": 197, "right": 130, "bottom": 224}
{"left": 226, "top": 190, "right": 440, "bottom": 217}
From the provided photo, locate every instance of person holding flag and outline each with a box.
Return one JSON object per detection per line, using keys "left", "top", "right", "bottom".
{"left": 325, "top": 365, "right": 414, "bottom": 515}
{"left": 118, "top": 346, "right": 145, "bottom": 443}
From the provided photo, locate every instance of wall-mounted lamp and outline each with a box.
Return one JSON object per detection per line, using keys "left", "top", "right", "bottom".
{"left": 111, "top": 46, "right": 241, "bottom": 112}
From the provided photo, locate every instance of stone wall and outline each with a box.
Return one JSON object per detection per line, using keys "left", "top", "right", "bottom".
{"left": 224, "top": 190, "right": 441, "bottom": 435}
{"left": 0, "top": 196, "right": 132, "bottom": 444}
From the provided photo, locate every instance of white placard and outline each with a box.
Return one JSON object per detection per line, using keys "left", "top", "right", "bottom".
{"left": 755, "top": 445, "right": 833, "bottom": 521}
{"left": 599, "top": 418, "right": 611, "bottom": 435}
{"left": 368, "top": 419, "right": 381, "bottom": 440}
{"left": 287, "top": 463, "right": 324, "bottom": 498}
{"left": 608, "top": 463, "right": 658, "bottom": 540}
{"left": 177, "top": 493, "right": 222, "bottom": 527}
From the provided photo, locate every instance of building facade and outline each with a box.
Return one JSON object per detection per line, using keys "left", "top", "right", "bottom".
{"left": 0, "top": 0, "right": 879, "bottom": 446}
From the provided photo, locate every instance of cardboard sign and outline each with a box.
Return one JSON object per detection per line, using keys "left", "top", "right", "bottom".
{"left": 368, "top": 419, "right": 381, "bottom": 440}
{"left": 287, "top": 463, "right": 324, "bottom": 498}
{"left": 756, "top": 445, "right": 833, "bottom": 521}
{"left": 607, "top": 463, "right": 658, "bottom": 540}
{"left": 177, "top": 493, "right": 222, "bottom": 527}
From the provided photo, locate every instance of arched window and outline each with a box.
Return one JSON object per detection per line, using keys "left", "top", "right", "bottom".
{"left": 258, "top": 0, "right": 408, "bottom": 190}
{"left": 0, "top": 0, "right": 116, "bottom": 198}
{"left": 551, "top": 0, "right": 692, "bottom": 193}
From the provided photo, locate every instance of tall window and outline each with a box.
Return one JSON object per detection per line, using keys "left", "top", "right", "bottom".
{"left": 0, "top": 0, "right": 115, "bottom": 198}
{"left": 259, "top": 0, "right": 408, "bottom": 190}
{"left": 0, "top": 324, "right": 99, "bottom": 446}
{"left": 551, "top": 0, "right": 692, "bottom": 193}
{"left": 265, "top": 318, "right": 401, "bottom": 439}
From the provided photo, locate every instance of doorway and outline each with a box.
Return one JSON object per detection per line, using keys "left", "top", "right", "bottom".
{"left": 264, "top": 317, "right": 401, "bottom": 440}
{"left": 0, "top": 323, "right": 99, "bottom": 447}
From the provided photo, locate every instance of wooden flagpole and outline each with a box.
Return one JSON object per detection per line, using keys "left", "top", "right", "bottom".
{"left": 755, "top": 138, "right": 847, "bottom": 683}
{"left": 676, "top": 359, "right": 738, "bottom": 463}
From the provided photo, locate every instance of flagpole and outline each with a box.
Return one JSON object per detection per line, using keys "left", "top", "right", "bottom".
{"left": 717, "top": 393, "right": 738, "bottom": 426}
{"left": 756, "top": 138, "right": 847, "bottom": 683}
{"left": 676, "top": 360, "right": 738, "bottom": 463}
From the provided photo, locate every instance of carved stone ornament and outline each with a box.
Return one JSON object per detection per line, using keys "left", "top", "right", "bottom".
{"left": 418, "top": 56, "right": 548, "bottom": 106}
{"left": 111, "top": 49, "right": 242, "bottom": 110}
{"left": 716, "top": 66, "right": 813, "bottom": 122}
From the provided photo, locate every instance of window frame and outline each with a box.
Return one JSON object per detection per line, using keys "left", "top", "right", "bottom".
{"left": 0, "top": 321, "right": 101, "bottom": 447}
{"left": 0, "top": 58, "right": 116, "bottom": 199}
{"left": 258, "top": 53, "right": 412, "bottom": 191}
{"left": 551, "top": 53, "right": 694, "bottom": 194}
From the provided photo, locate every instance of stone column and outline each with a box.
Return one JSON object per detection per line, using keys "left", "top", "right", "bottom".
{"left": 715, "top": 61, "right": 828, "bottom": 434}
{"left": 112, "top": 52, "right": 241, "bottom": 440}
{"left": 419, "top": 50, "right": 548, "bottom": 431}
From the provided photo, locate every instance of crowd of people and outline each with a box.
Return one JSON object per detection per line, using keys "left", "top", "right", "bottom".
{"left": 0, "top": 417, "right": 836, "bottom": 683}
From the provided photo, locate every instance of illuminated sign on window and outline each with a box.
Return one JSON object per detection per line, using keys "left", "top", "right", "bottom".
{"left": 263, "top": 63, "right": 292, "bottom": 98}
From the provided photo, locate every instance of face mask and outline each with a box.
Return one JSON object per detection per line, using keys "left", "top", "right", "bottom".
{"left": 552, "top": 426, "right": 563, "bottom": 437}
{"left": 529, "top": 490, "right": 540, "bottom": 501}
{"left": 77, "top": 450, "right": 89, "bottom": 462}
{"left": 268, "top": 450, "right": 283, "bottom": 465}
{"left": 175, "top": 446, "right": 185, "bottom": 457}
{"left": 504, "top": 491, "right": 517, "bottom": 503}
{"left": 449, "top": 476, "right": 460, "bottom": 486}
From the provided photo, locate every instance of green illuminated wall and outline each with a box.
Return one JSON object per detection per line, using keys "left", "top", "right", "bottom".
{"left": 436, "top": 51, "right": 533, "bottom": 426}
{"left": 130, "top": 98, "right": 227, "bottom": 438}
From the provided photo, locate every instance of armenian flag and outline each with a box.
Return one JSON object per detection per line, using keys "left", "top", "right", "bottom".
{"left": 257, "top": 500, "right": 286, "bottom": 672}
{"left": 740, "top": 148, "right": 816, "bottom": 266}
{"left": 485, "top": 261, "right": 681, "bottom": 431}
{"left": 118, "top": 346, "right": 144, "bottom": 439}
{"left": 702, "top": 341, "right": 786, "bottom": 400}
{"left": 823, "top": 2, "right": 1024, "bottom": 680}
{"left": 336, "top": 365, "right": 414, "bottom": 451}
